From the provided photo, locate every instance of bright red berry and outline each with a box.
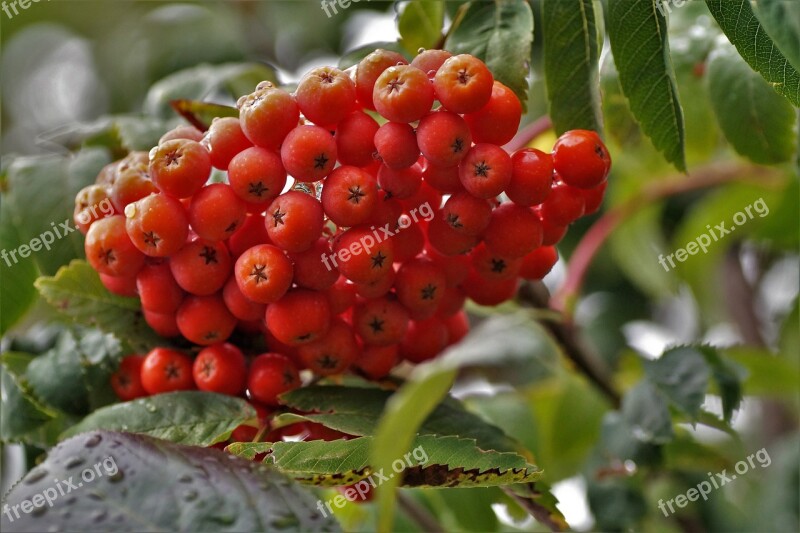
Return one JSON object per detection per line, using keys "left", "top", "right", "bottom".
{"left": 463, "top": 81, "right": 521, "bottom": 145}
{"left": 520, "top": 246, "right": 559, "bottom": 280}
{"left": 280, "top": 125, "right": 337, "bottom": 182}
{"left": 336, "top": 111, "right": 380, "bottom": 167}
{"left": 234, "top": 244, "right": 294, "bottom": 304}
{"left": 433, "top": 54, "right": 493, "bottom": 114}
{"left": 400, "top": 317, "right": 448, "bottom": 363}
{"left": 352, "top": 296, "right": 410, "bottom": 346}
{"left": 295, "top": 66, "right": 357, "bottom": 127}
{"left": 483, "top": 203, "right": 542, "bottom": 258}
{"left": 248, "top": 353, "right": 301, "bottom": 405}
{"left": 149, "top": 139, "right": 212, "bottom": 199}
{"left": 395, "top": 256, "right": 446, "bottom": 319}
{"left": 188, "top": 184, "right": 247, "bottom": 242}
{"left": 176, "top": 294, "right": 237, "bottom": 345}
{"left": 441, "top": 192, "right": 492, "bottom": 236}
{"left": 373, "top": 122, "right": 419, "bottom": 169}
{"left": 110, "top": 355, "right": 147, "bottom": 401}
{"left": 507, "top": 148, "right": 553, "bottom": 206}
{"left": 297, "top": 318, "right": 358, "bottom": 375}
{"left": 458, "top": 143, "right": 512, "bottom": 199}
{"left": 137, "top": 261, "right": 185, "bottom": 314}
{"left": 416, "top": 111, "right": 472, "bottom": 167}
{"left": 355, "top": 49, "right": 408, "bottom": 110}
{"left": 373, "top": 65, "right": 434, "bottom": 123}
{"left": 125, "top": 193, "right": 189, "bottom": 257}
{"left": 238, "top": 83, "right": 300, "bottom": 150}
{"left": 203, "top": 117, "right": 252, "bottom": 170}
{"left": 193, "top": 343, "right": 248, "bottom": 396}
{"left": 552, "top": 129, "right": 611, "bottom": 189}
{"left": 410, "top": 49, "right": 452, "bottom": 79}
{"left": 85, "top": 215, "right": 146, "bottom": 278}
{"left": 265, "top": 191, "right": 324, "bottom": 253}
{"left": 321, "top": 166, "right": 378, "bottom": 227}
{"left": 140, "top": 348, "right": 195, "bottom": 395}
{"left": 227, "top": 146, "right": 287, "bottom": 208}
{"left": 170, "top": 239, "right": 232, "bottom": 295}
{"left": 266, "top": 289, "right": 332, "bottom": 346}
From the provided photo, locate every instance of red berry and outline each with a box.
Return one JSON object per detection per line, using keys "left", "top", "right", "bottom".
{"left": 425, "top": 213, "right": 479, "bottom": 256}
{"left": 353, "top": 296, "right": 410, "bottom": 346}
{"left": 111, "top": 166, "right": 158, "bottom": 212}
{"left": 143, "top": 309, "right": 181, "bottom": 337}
{"left": 266, "top": 191, "right": 324, "bottom": 253}
{"left": 355, "top": 344, "right": 398, "bottom": 380}
{"left": 373, "top": 65, "right": 434, "bottom": 123}
{"left": 395, "top": 256, "right": 446, "bottom": 319}
{"left": 288, "top": 238, "right": 339, "bottom": 291}
{"left": 390, "top": 219, "right": 425, "bottom": 263}
{"left": 297, "top": 318, "right": 358, "bottom": 375}
{"left": 266, "top": 289, "right": 331, "bottom": 346}
{"left": 536, "top": 208, "right": 569, "bottom": 246}
{"left": 377, "top": 162, "right": 423, "bottom": 200}
{"left": 484, "top": 202, "right": 542, "bottom": 258}
{"left": 458, "top": 143, "right": 512, "bottom": 199}
{"left": 353, "top": 266, "right": 396, "bottom": 300}
{"left": 520, "top": 246, "right": 559, "bottom": 280}
{"left": 125, "top": 193, "right": 190, "bottom": 257}
{"left": 149, "top": 139, "right": 212, "bottom": 199}
{"left": 238, "top": 83, "right": 300, "bottom": 150}
{"left": 433, "top": 54, "right": 493, "bottom": 113}
{"left": 422, "top": 162, "right": 464, "bottom": 194}
{"left": 470, "top": 242, "right": 522, "bottom": 280}
{"left": 321, "top": 166, "right": 378, "bottom": 227}
{"left": 441, "top": 192, "right": 492, "bottom": 236}
{"left": 374, "top": 122, "right": 419, "bottom": 169}
{"left": 410, "top": 49, "right": 452, "bottom": 79}
{"left": 234, "top": 244, "right": 294, "bottom": 304}
{"left": 159, "top": 125, "right": 204, "bottom": 144}
{"left": 507, "top": 148, "right": 553, "bottom": 206}
{"left": 99, "top": 273, "right": 138, "bottom": 297}
{"left": 248, "top": 353, "right": 301, "bottom": 405}
{"left": 137, "top": 262, "right": 185, "bottom": 314}
{"left": 74, "top": 185, "right": 116, "bottom": 234}
{"left": 426, "top": 247, "right": 470, "bottom": 287}
{"left": 336, "top": 111, "right": 380, "bottom": 167}
{"left": 540, "top": 182, "right": 586, "bottom": 226}
{"left": 176, "top": 294, "right": 237, "bottom": 345}
{"left": 85, "top": 215, "right": 146, "bottom": 278}
{"left": 228, "top": 146, "right": 287, "bottom": 208}
{"left": 222, "top": 275, "right": 266, "bottom": 321}
{"left": 552, "top": 129, "right": 611, "bottom": 189}
{"left": 444, "top": 311, "right": 470, "bottom": 344}
{"left": 110, "top": 355, "right": 147, "bottom": 401}
{"left": 580, "top": 181, "right": 607, "bottom": 215}
{"left": 436, "top": 286, "right": 466, "bottom": 317}
{"left": 188, "top": 183, "right": 247, "bottom": 242}
{"left": 332, "top": 225, "right": 395, "bottom": 284}
{"left": 193, "top": 343, "right": 247, "bottom": 395}
{"left": 203, "top": 117, "right": 252, "bottom": 170}
{"left": 355, "top": 49, "right": 408, "bottom": 110}
{"left": 227, "top": 214, "right": 271, "bottom": 258}
{"left": 416, "top": 111, "right": 472, "bottom": 167}
{"left": 401, "top": 317, "right": 448, "bottom": 363}
{"left": 463, "top": 81, "right": 521, "bottom": 145}
{"left": 295, "top": 66, "right": 357, "bottom": 127}
{"left": 170, "top": 239, "right": 232, "bottom": 295}
{"left": 281, "top": 125, "right": 337, "bottom": 182}
{"left": 325, "top": 276, "right": 357, "bottom": 314}
{"left": 140, "top": 348, "right": 194, "bottom": 395}
{"left": 461, "top": 270, "right": 518, "bottom": 306}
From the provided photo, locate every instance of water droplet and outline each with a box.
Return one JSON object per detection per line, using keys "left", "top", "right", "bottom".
{"left": 183, "top": 489, "right": 198, "bottom": 502}
{"left": 120, "top": 425, "right": 129, "bottom": 431}
{"left": 84, "top": 433, "right": 102, "bottom": 448}
{"left": 107, "top": 470, "right": 124, "bottom": 483}
{"left": 47, "top": 526, "right": 59, "bottom": 532}
{"left": 92, "top": 509, "right": 107, "bottom": 523}
{"left": 87, "top": 491, "right": 105, "bottom": 501}
{"left": 144, "top": 402, "right": 157, "bottom": 413}
{"left": 179, "top": 474, "right": 192, "bottom": 483}
{"left": 64, "top": 456, "right": 85, "bottom": 469}
{"left": 25, "top": 467, "right": 48, "bottom": 484}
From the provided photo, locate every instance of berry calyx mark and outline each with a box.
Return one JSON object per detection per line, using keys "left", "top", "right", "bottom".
{"left": 490, "top": 258, "right": 507, "bottom": 273}
{"left": 421, "top": 284, "right": 437, "bottom": 300}
{"left": 387, "top": 78, "right": 404, "bottom": 92}
{"left": 347, "top": 186, "right": 366, "bottom": 204}
{"left": 371, "top": 251, "right": 387, "bottom": 269}
{"left": 165, "top": 150, "right": 181, "bottom": 166}
{"left": 445, "top": 213, "right": 463, "bottom": 229}
{"left": 319, "top": 71, "right": 335, "bottom": 83}
{"left": 250, "top": 264, "right": 268, "bottom": 284}
{"left": 457, "top": 69, "right": 470, "bottom": 85}
{"left": 473, "top": 161, "right": 491, "bottom": 177}
{"left": 224, "top": 221, "right": 238, "bottom": 233}
{"left": 99, "top": 249, "right": 116, "bottom": 265}
{"left": 594, "top": 143, "right": 606, "bottom": 159}
{"left": 143, "top": 231, "right": 161, "bottom": 248}
{"left": 283, "top": 370, "right": 297, "bottom": 385}
{"left": 200, "top": 360, "right": 214, "bottom": 378}
{"left": 272, "top": 208, "right": 286, "bottom": 226}
{"left": 451, "top": 137, "right": 465, "bottom": 153}
{"left": 318, "top": 355, "right": 338, "bottom": 369}
{"left": 204, "top": 331, "right": 220, "bottom": 341}
{"left": 165, "top": 362, "right": 180, "bottom": 380}
{"left": 368, "top": 317, "right": 384, "bottom": 333}
{"left": 313, "top": 153, "right": 329, "bottom": 169}
{"left": 248, "top": 181, "right": 268, "bottom": 197}
{"left": 200, "top": 246, "right": 218, "bottom": 265}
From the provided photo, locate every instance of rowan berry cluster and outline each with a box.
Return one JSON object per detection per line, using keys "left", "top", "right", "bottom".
{"left": 79, "top": 48, "right": 610, "bottom": 434}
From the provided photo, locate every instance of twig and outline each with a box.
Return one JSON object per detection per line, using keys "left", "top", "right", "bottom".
{"left": 397, "top": 491, "right": 445, "bottom": 533}
{"left": 723, "top": 244, "right": 766, "bottom": 347}
{"left": 504, "top": 116, "right": 553, "bottom": 153}
{"left": 551, "top": 162, "right": 784, "bottom": 317}
{"left": 518, "top": 283, "right": 621, "bottom": 408}
{"left": 501, "top": 485, "right": 565, "bottom": 532}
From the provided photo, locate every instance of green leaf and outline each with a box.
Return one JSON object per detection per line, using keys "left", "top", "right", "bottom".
{"left": 35, "top": 260, "right": 163, "bottom": 353}
{"left": 753, "top": 0, "right": 800, "bottom": 72}
{"left": 705, "top": 0, "right": 800, "bottom": 106}
{"left": 445, "top": 0, "right": 534, "bottom": 108}
{"left": 622, "top": 381, "right": 674, "bottom": 444}
{"left": 607, "top": 0, "right": 686, "bottom": 171}
{"left": 697, "top": 345, "right": 746, "bottom": 422}
{"left": 228, "top": 435, "right": 541, "bottom": 488}
{"left": 3, "top": 149, "right": 112, "bottom": 276}
{"left": 0, "top": 194, "right": 39, "bottom": 334}
{"left": 170, "top": 99, "right": 239, "bottom": 131}
{"left": 542, "top": 0, "right": 603, "bottom": 134}
{"left": 26, "top": 329, "right": 122, "bottom": 416}
{"left": 371, "top": 313, "right": 558, "bottom": 530}
{"left": 724, "top": 346, "right": 799, "bottom": 398}
{"left": 61, "top": 391, "right": 256, "bottom": 447}
{"left": 0, "top": 353, "right": 56, "bottom": 443}
{"left": 707, "top": 41, "right": 797, "bottom": 165}
{"left": 279, "top": 385, "right": 519, "bottom": 453}
{"left": 0, "top": 431, "right": 339, "bottom": 532}
{"left": 644, "top": 347, "right": 711, "bottom": 420}
{"left": 143, "top": 62, "right": 279, "bottom": 119}
{"left": 398, "top": 1, "right": 444, "bottom": 56}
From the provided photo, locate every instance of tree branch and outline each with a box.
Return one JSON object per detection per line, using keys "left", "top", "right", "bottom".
{"left": 397, "top": 491, "right": 445, "bottom": 533}
{"left": 504, "top": 116, "right": 553, "bottom": 153}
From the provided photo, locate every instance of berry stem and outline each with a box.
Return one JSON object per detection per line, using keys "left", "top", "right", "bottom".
{"left": 503, "top": 115, "right": 552, "bottom": 153}
{"left": 552, "top": 162, "right": 785, "bottom": 317}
